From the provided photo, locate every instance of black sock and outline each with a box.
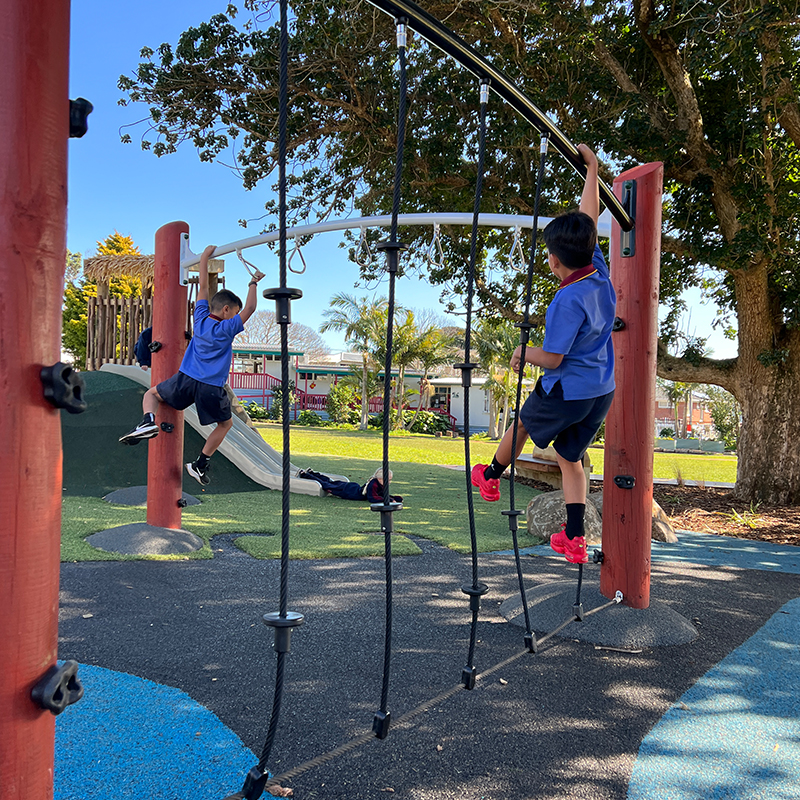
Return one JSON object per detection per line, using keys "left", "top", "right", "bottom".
{"left": 196, "top": 452, "right": 210, "bottom": 469}
{"left": 143, "top": 412, "right": 155, "bottom": 424}
{"left": 565, "top": 503, "right": 585, "bottom": 540}
{"left": 484, "top": 457, "right": 508, "bottom": 481}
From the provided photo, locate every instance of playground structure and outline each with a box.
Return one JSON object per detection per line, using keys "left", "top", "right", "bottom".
{"left": 2, "top": 0, "right": 662, "bottom": 797}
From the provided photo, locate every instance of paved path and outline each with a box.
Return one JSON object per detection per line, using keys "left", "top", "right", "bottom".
{"left": 55, "top": 531, "right": 800, "bottom": 800}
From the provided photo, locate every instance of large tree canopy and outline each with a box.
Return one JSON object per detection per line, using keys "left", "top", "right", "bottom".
{"left": 119, "top": 0, "right": 800, "bottom": 503}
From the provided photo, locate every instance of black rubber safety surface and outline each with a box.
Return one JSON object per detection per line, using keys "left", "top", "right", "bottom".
{"left": 58, "top": 536, "right": 800, "bottom": 800}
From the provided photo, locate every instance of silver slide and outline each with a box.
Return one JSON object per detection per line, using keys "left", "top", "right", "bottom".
{"left": 100, "top": 364, "right": 348, "bottom": 496}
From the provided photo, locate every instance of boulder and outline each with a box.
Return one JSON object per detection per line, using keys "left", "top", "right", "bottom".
{"left": 587, "top": 490, "right": 678, "bottom": 543}
{"left": 526, "top": 491, "right": 603, "bottom": 546}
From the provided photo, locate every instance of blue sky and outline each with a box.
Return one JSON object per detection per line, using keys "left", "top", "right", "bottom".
{"left": 67, "top": 0, "right": 737, "bottom": 359}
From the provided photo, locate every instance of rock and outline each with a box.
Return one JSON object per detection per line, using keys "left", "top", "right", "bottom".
{"left": 526, "top": 490, "right": 603, "bottom": 546}
{"left": 651, "top": 500, "right": 679, "bottom": 542}
{"left": 585, "top": 490, "right": 678, "bottom": 543}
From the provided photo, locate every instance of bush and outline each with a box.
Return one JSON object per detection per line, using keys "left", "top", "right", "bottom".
{"left": 369, "top": 409, "right": 452, "bottom": 435}
{"left": 268, "top": 382, "right": 297, "bottom": 422}
{"left": 327, "top": 383, "right": 360, "bottom": 424}
{"left": 659, "top": 427, "right": 675, "bottom": 438}
{"left": 295, "top": 410, "right": 324, "bottom": 426}
{"left": 243, "top": 401, "right": 270, "bottom": 420}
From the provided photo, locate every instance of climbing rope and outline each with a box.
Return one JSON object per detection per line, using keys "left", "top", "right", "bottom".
{"left": 230, "top": 1, "right": 304, "bottom": 798}
{"left": 456, "top": 79, "right": 491, "bottom": 689}
{"left": 502, "top": 133, "right": 550, "bottom": 653}
{"left": 369, "top": 16, "right": 409, "bottom": 742}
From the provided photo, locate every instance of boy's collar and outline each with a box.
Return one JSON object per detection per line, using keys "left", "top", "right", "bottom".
{"left": 558, "top": 264, "right": 597, "bottom": 289}
{"left": 209, "top": 313, "right": 224, "bottom": 321}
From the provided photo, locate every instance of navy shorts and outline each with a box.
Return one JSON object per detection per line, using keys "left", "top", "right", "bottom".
{"left": 156, "top": 372, "right": 231, "bottom": 426}
{"left": 519, "top": 378, "right": 614, "bottom": 463}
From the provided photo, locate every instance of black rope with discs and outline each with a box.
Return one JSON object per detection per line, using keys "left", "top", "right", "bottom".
{"left": 370, "top": 15, "right": 409, "bottom": 742}
{"left": 225, "top": 0, "right": 303, "bottom": 797}
{"left": 455, "top": 79, "right": 491, "bottom": 690}
{"left": 502, "top": 133, "right": 551, "bottom": 652}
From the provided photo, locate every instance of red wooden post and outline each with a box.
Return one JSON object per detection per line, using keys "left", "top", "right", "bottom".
{"left": 600, "top": 162, "right": 663, "bottom": 609}
{"left": 147, "top": 223, "right": 189, "bottom": 529}
{"left": 0, "top": 1, "right": 70, "bottom": 796}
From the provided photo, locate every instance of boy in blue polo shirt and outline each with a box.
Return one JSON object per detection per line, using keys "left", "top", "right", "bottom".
{"left": 472, "top": 144, "right": 615, "bottom": 564}
{"left": 119, "top": 244, "right": 264, "bottom": 486}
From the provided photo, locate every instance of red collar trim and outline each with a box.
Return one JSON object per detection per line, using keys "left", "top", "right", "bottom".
{"left": 558, "top": 264, "right": 597, "bottom": 289}
{"left": 209, "top": 313, "right": 224, "bottom": 321}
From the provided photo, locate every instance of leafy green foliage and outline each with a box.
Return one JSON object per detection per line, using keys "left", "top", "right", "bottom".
{"left": 294, "top": 409, "right": 324, "bottom": 426}
{"left": 704, "top": 385, "right": 741, "bottom": 451}
{"left": 326, "top": 381, "right": 360, "bottom": 424}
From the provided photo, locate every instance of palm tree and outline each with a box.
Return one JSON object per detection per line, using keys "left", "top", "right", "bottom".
{"left": 474, "top": 318, "right": 539, "bottom": 438}
{"left": 407, "top": 326, "right": 458, "bottom": 432}
{"left": 320, "top": 293, "right": 388, "bottom": 430}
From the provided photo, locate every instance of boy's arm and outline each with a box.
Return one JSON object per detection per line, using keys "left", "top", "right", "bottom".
{"left": 239, "top": 269, "right": 265, "bottom": 324}
{"left": 510, "top": 345, "right": 563, "bottom": 373}
{"left": 197, "top": 245, "right": 216, "bottom": 303}
{"left": 577, "top": 143, "right": 600, "bottom": 226}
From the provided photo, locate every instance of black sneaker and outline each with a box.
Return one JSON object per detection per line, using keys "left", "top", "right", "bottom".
{"left": 119, "top": 417, "right": 159, "bottom": 445}
{"left": 185, "top": 460, "right": 210, "bottom": 486}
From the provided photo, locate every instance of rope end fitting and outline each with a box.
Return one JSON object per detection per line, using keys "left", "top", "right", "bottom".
{"left": 461, "top": 666, "right": 477, "bottom": 690}
{"left": 373, "top": 709, "right": 391, "bottom": 739}
{"left": 573, "top": 603, "right": 584, "bottom": 622}
{"left": 395, "top": 17, "right": 408, "bottom": 48}
{"left": 479, "top": 81, "right": 491, "bottom": 105}
{"left": 262, "top": 286, "right": 303, "bottom": 325}
{"left": 524, "top": 632, "right": 537, "bottom": 653}
{"left": 262, "top": 611, "right": 305, "bottom": 653}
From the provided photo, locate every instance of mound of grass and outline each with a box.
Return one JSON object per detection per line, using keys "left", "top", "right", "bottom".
{"left": 62, "top": 456, "right": 541, "bottom": 562}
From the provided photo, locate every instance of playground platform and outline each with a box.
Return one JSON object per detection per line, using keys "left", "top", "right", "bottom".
{"left": 55, "top": 528, "right": 800, "bottom": 800}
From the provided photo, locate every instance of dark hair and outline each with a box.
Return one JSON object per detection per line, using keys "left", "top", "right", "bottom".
{"left": 542, "top": 211, "right": 597, "bottom": 269}
{"left": 210, "top": 289, "right": 243, "bottom": 312}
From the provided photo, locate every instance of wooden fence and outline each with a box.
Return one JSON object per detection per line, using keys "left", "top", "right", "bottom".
{"left": 86, "top": 296, "right": 152, "bottom": 370}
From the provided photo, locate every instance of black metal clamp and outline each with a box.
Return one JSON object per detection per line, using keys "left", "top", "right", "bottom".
{"left": 41, "top": 362, "right": 87, "bottom": 414}
{"left": 262, "top": 611, "right": 304, "bottom": 654}
{"left": 69, "top": 97, "right": 93, "bottom": 138}
{"left": 31, "top": 660, "right": 84, "bottom": 715}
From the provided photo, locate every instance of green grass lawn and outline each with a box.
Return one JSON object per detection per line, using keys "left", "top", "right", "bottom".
{"left": 62, "top": 453, "right": 540, "bottom": 562}
{"left": 61, "top": 424, "right": 737, "bottom": 563}
{"left": 257, "top": 425, "right": 739, "bottom": 484}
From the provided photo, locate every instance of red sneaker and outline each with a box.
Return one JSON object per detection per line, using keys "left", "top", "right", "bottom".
{"left": 471, "top": 463, "right": 500, "bottom": 501}
{"left": 549, "top": 526, "right": 588, "bottom": 564}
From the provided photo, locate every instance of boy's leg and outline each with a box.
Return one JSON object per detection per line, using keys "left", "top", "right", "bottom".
{"left": 186, "top": 418, "right": 233, "bottom": 485}
{"left": 550, "top": 452, "right": 589, "bottom": 563}
{"left": 472, "top": 417, "right": 530, "bottom": 501}
{"left": 119, "top": 387, "right": 163, "bottom": 444}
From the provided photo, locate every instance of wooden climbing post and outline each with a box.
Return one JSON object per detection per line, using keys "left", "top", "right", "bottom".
{"left": 0, "top": 0, "right": 70, "bottom": 796}
{"left": 146, "top": 222, "right": 189, "bottom": 529}
{"left": 600, "top": 162, "right": 663, "bottom": 609}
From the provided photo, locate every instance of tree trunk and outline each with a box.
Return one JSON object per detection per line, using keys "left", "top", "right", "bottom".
{"left": 359, "top": 363, "right": 369, "bottom": 431}
{"left": 487, "top": 392, "right": 499, "bottom": 439}
{"left": 395, "top": 366, "right": 406, "bottom": 430}
{"left": 657, "top": 263, "right": 800, "bottom": 504}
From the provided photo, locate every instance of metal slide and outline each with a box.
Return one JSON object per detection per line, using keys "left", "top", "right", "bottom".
{"left": 100, "top": 364, "right": 347, "bottom": 496}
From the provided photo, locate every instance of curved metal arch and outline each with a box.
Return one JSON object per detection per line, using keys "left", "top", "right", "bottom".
{"left": 365, "top": 0, "right": 634, "bottom": 232}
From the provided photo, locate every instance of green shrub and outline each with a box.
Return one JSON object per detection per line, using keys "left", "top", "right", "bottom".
{"left": 295, "top": 410, "right": 324, "bottom": 426}
{"left": 659, "top": 427, "right": 675, "bottom": 438}
{"left": 326, "top": 383, "right": 360, "bottom": 424}
{"left": 243, "top": 400, "right": 270, "bottom": 420}
{"left": 370, "top": 409, "right": 452, "bottom": 435}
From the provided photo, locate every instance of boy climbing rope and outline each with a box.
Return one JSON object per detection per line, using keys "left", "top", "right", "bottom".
{"left": 472, "top": 144, "right": 615, "bottom": 565}
{"left": 119, "top": 244, "right": 264, "bottom": 486}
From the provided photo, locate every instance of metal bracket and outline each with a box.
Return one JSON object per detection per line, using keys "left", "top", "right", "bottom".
{"left": 41, "top": 362, "right": 87, "bottom": 414}
{"left": 614, "top": 475, "right": 635, "bottom": 489}
{"left": 620, "top": 180, "right": 636, "bottom": 257}
{"left": 31, "top": 660, "right": 84, "bottom": 715}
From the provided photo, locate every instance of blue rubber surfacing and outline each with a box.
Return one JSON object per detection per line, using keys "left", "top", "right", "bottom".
{"left": 54, "top": 664, "right": 259, "bottom": 800}
{"left": 627, "top": 597, "right": 800, "bottom": 800}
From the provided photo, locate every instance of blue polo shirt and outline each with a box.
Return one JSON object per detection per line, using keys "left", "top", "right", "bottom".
{"left": 180, "top": 299, "right": 244, "bottom": 387}
{"left": 541, "top": 243, "right": 616, "bottom": 400}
